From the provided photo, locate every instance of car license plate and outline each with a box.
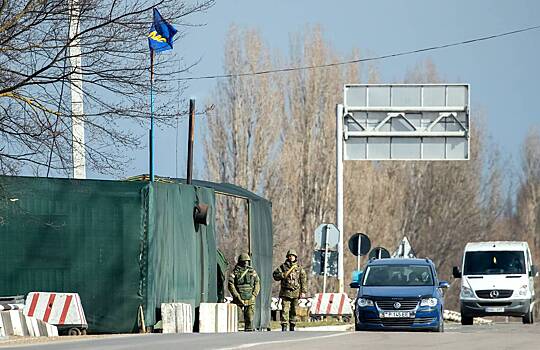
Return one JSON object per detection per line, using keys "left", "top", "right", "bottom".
{"left": 382, "top": 311, "right": 411, "bottom": 318}
{"left": 485, "top": 307, "right": 504, "bottom": 313}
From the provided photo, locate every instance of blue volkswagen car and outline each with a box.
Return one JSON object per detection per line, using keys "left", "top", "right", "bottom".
{"left": 352, "top": 258, "right": 449, "bottom": 332}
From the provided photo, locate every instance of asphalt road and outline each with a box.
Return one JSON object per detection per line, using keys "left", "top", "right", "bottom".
{"left": 2, "top": 323, "right": 539, "bottom": 350}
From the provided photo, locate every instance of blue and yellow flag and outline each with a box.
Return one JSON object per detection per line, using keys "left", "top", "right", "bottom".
{"left": 148, "top": 8, "right": 177, "bottom": 52}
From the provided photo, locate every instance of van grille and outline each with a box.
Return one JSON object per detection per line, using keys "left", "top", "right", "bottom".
{"left": 475, "top": 289, "right": 513, "bottom": 299}
{"left": 478, "top": 302, "right": 512, "bottom": 307}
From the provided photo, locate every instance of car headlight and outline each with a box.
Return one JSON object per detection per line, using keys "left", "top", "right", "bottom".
{"left": 518, "top": 285, "right": 528, "bottom": 297}
{"left": 357, "top": 298, "right": 374, "bottom": 307}
{"left": 461, "top": 286, "right": 474, "bottom": 298}
{"left": 420, "top": 298, "right": 438, "bottom": 307}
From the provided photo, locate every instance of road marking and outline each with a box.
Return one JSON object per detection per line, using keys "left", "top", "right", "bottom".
{"left": 215, "top": 332, "right": 353, "bottom": 350}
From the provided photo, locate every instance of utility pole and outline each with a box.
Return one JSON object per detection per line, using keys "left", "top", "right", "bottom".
{"left": 186, "top": 99, "right": 195, "bottom": 184}
{"left": 69, "top": 0, "right": 86, "bottom": 179}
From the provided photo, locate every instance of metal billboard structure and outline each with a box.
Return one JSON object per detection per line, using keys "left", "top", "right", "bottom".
{"left": 343, "top": 84, "right": 470, "bottom": 160}
{"left": 335, "top": 84, "right": 470, "bottom": 292}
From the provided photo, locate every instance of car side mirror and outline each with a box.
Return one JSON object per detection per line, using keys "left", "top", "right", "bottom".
{"left": 350, "top": 270, "right": 363, "bottom": 289}
{"left": 438, "top": 281, "right": 450, "bottom": 289}
{"left": 452, "top": 266, "right": 462, "bottom": 278}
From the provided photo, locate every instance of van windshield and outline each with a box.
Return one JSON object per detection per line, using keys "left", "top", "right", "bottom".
{"left": 464, "top": 251, "right": 526, "bottom": 275}
{"left": 363, "top": 265, "right": 434, "bottom": 286}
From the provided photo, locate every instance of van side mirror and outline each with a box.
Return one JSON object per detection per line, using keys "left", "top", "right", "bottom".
{"left": 452, "top": 266, "right": 462, "bottom": 278}
{"left": 530, "top": 265, "right": 539, "bottom": 278}
{"left": 350, "top": 282, "right": 360, "bottom": 288}
{"left": 438, "top": 281, "right": 450, "bottom": 289}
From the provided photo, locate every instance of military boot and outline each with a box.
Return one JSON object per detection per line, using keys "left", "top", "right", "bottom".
{"left": 289, "top": 323, "right": 295, "bottom": 331}
{"left": 281, "top": 324, "right": 287, "bottom": 332}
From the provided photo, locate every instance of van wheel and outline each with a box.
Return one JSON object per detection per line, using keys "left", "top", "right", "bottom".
{"left": 523, "top": 310, "right": 534, "bottom": 324}
{"left": 461, "top": 316, "right": 473, "bottom": 325}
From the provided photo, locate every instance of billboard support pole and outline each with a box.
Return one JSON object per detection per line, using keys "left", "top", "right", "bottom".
{"left": 336, "top": 104, "right": 344, "bottom": 293}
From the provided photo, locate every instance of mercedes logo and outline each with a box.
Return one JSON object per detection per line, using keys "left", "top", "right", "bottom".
{"left": 490, "top": 290, "right": 499, "bottom": 298}
{"left": 393, "top": 302, "right": 401, "bottom": 309}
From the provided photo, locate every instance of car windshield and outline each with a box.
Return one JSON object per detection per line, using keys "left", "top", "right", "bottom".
{"left": 362, "top": 264, "right": 434, "bottom": 286}
{"left": 463, "top": 251, "right": 526, "bottom": 275}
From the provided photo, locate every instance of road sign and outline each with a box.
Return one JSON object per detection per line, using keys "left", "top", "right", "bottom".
{"left": 314, "top": 224, "right": 340, "bottom": 251}
{"left": 343, "top": 84, "right": 470, "bottom": 160}
{"left": 392, "top": 236, "right": 417, "bottom": 258}
{"left": 311, "top": 250, "right": 338, "bottom": 277}
{"left": 368, "top": 247, "right": 391, "bottom": 260}
{"left": 348, "top": 233, "right": 371, "bottom": 256}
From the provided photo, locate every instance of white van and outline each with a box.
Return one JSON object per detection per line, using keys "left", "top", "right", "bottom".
{"left": 453, "top": 241, "right": 537, "bottom": 325}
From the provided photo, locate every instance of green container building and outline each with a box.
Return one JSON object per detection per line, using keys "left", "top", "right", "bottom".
{"left": 0, "top": 176, "right": 272, "bottom": 333}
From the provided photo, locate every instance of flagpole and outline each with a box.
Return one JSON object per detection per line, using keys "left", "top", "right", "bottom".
{"left": 150, "top": 49, "right": 155, "bottom": 182}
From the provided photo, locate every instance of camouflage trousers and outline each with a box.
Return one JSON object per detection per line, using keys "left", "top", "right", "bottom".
{"left": 236, "top": 303, "right": 255, "bottom": 331}
{"left": 280, "top": 297, "right": 298, "bottom": 325}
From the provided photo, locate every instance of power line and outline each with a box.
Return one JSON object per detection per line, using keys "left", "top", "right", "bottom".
{"left": 177, "top": 24, "right": 540, "bottom": 81}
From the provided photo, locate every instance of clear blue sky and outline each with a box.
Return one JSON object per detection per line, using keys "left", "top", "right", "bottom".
{"left": 111, "top": 0, "right": 540, "bottom": 180}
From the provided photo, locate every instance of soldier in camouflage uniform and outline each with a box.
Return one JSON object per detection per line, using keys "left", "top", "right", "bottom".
{"left": 228, "top": 253, "right": 260, "bottom": 331}
{"left": 273, "top": 249, "right": 307, "bottom": 331}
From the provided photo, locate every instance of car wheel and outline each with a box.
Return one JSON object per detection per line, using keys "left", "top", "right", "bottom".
{"left": 355, "top": 322, "right": 362, "bottom": 331}
{"left": 522, "top": 310, "right": 534, "bottom": 324}
{"left": 436, "top": 320, "right": 444, "bottom": 332}
{"left": 436, "top": 310, "right": 445, "bottom": 332}
{"left": 461, "top": 316, "right": 473, "bottom": 325}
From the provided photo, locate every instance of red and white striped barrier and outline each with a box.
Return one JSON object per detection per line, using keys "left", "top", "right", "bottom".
{"left": 309, "top": 293, "right": 353, "bottom": 316}
{"left": 23, "top": 292, "right": 87, "bottom": 332}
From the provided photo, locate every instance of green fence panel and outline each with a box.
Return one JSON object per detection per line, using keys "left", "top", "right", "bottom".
{"left": 249, "top": 198, "right": 273, "bottom": 330}
{"left": 144, "top": 183, "right": 217, "bottom": 327}
{"left": 0, "top": 176, "right": 146, "bottom": 333}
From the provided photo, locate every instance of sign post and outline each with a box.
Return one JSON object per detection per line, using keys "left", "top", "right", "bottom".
{"left": 322, "top": 225, "right": 329, "bottom": 294}
{"left": 312, "top": 224, "right": 340, "bottom": 293}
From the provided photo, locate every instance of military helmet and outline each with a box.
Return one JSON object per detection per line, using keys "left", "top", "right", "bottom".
{"left": 286, "top": 249, "right": 297, "bottom": 258}
{"left": 238, "top": 253, "right": 251, "bottom": 262}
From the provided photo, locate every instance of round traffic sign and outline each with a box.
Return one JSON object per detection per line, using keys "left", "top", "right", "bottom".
{"left": 314, "top": 224, "right": 340, "bottom": 250}
{"left": 348, "top": 233, "right": 371, "bottom": 256}
{"left": 368, "top": 246, "right": 390, "bottom": 260}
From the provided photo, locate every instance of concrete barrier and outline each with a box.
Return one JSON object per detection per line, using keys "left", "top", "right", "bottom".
{"left": 309, "top": 293, "right": 353, "bottom": 316}
{"left": 24, "top": 292, "right": 87, "bottom": 332}
{"left": 161, "top": 303, "right": 193, "bottom": 333}
{"left": 0, "top": 303, "right": 24, "bottom": 311}
{"left": 199, "top": 303, "right": 238, "bottom": 333}
{"left": 443, "top": 309, "right": 492, "bottom": 324}
{"left": 0, "top": 310, "right": 58, "bottom": 337}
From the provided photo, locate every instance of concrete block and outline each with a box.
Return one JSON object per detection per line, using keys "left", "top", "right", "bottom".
{"left": 199, "top": 303, "right": 237, "bottom": 333}
{"left": 0, "top": 311, "right": 58, "bottom": 337}
{"left": 161, "top": 303, "right": 193, "bottom": 333}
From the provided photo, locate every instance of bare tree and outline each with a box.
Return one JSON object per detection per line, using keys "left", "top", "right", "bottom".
{"left": 204, "top": 26, "right": 284, "bottom": 264}
{"left": 516, "top": 128, "right": 540, "bottom": 258}
{"left": 0, "top": 0, "right": 214, "bottom": 176}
